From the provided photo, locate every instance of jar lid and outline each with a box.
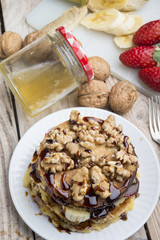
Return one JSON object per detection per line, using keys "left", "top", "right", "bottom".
{"left": 56, "top": 26, "right": 94, "bottom": 82}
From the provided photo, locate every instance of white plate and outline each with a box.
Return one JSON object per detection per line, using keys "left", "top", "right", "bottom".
{"left": 9, "top": 107, "right": 160, "bottom": 240}
{"left": 26, "top": 0, "right": 160, "bottom": 97}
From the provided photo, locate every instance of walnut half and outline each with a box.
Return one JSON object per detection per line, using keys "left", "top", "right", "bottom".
{"left": 71, "top": 167, "right": 89, "bottom": 202}
{"left": 90, "top": 166, "right": 111, "bottom": 199}
{"left": 41, "top": 152, "right": 74, "bottom": 173}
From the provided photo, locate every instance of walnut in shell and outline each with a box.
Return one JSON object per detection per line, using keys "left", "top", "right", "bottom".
{"left": 109, "top": 80, "right": 138, "bottom": 114}
{"left": 78, "top": 80, "right": 109, "bottom": 108}
{"left": 23, "top": 30, "right": 52, "bottom": 62}
{"left": 89, "top": 56, "right": 110, "bottom": 81}
{"left": 23, "top": 30, "right": 46, "bottom": 47}
{"left": 0, "top": 31, "right": 23, "bottom": 58}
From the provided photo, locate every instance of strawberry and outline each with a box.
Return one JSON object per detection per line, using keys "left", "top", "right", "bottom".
{"left": 133, "top": 19, "right": 160, "bottom": 46}
{"left": 119, "top": 46, "right": 160, "bottom": 68}
{"left": 138, "top": 67, "right": 160, "bottom": 92}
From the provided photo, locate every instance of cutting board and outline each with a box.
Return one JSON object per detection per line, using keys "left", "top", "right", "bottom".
{"left": 26, "top": 0, "right": 160, "bottom": 97}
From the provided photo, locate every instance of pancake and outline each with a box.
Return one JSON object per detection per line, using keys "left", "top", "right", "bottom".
{"left": 23, "top": 110, "right": 139, "bottom": 233}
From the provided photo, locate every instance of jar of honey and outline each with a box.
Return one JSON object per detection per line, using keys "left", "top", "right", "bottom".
{"left": 0, "top": 26, "right": 93, "bottom": 116}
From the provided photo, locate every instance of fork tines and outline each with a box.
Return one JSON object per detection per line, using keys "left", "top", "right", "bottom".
{"left": 149, "top": 96, "right": 160, "bottom": 144}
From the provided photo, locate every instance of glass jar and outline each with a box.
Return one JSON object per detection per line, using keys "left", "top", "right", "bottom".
{"left": 0, "top": 27, "right": 93, "bottom": 116}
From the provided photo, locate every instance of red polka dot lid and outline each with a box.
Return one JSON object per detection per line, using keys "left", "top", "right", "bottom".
{"left": 56, "top": 26, "right": 94, "bottom": 82}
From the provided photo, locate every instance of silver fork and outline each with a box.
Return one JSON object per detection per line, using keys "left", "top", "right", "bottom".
{"left": 149, "top": 96, "right": 160, "bottom": 144}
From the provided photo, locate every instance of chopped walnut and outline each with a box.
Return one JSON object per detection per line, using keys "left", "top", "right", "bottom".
{"left": 78, "top": 129, "right": 105, "bottom": 145}
{"left": 66, "top": 142, "right": 79, "bottom": 155}
{"left": 80, "top": 157, "right": 92, "bottom": 168}
{"left": 116, "top": 149, "right": 138, "bottom": 164}
{"left": 71, "top": 167, "right": 89, "bottom": 202}
{"left": 41, "top": 153, "right": 74, "bottom": 173}
{"left": 102, "top": 115, "right": 116, "bottom": 134}
{"left": 56, "top": 129, "right": 76, "bottom": 145}
{"left": 79, "top": 149, "right": 92, "bottom": 158}
{"left": 90, "top": 166, "right": 111, "bottom": 199}
{"left": 70, "top": 110, "right": 83, "bottom": 124}
{"left": 103, "top": 161, "right": 131, "bottom": 182}
{"left": 91, "top": 155, "right": 107, "bottom": 167}
{"left": 80, "top": 155, "right": 107, "bottom": 168}
{"left": 95, "top": 135, "right": 105, "bottom": 144}
{"left": 44, "top": 141, "right": 64, "bottom": 151}
{"left": 105, "top": 125, "right": 123, "bottom": 147}
{"left": 48, "top": 127, "right": 76, "bottom": 146}
{"left": 78, "top": 130, "right": 94, "bottom": 143}
{"left": 117, "top": 135, "right": 134, "bottom": 154}
{"left": 88, "top": 119, "right": 100, "bottom": 126}
{"left": 80, "top": 141, "right": 95, "bottom": 149}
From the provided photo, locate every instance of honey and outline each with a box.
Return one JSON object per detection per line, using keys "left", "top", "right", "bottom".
{"left": 11, "top": 61, "right": 78, "bottom": 116}
{"left": 0, "top": 28, "right": 93, "bottom": 116}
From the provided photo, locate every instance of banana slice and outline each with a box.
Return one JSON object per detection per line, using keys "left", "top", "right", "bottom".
{"left": 107, "top": 14, "right": 135, "bottom": 36}
{"left": 124, "top": 15, "right": 144, "bottom": 35}
{"left": 88, "top": 0, "right": 127, "bottom": 12}
{"left": 64, "top": 206, "right": 90, "bottom": 223}
{"left": 114, "top": 34, "right": 134, "bottom": 48}
{"left": 81, "top": 9, "right": 125, "bottom": 32}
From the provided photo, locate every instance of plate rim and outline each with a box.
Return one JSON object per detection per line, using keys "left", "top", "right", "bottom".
{"left": 9, "top": 107, "right": 160, "bottom": 240}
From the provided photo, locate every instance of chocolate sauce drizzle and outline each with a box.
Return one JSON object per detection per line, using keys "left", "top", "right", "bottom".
{"left": 120, "top": 212, "right": 128, "bottom": 221}
{"left": 123, "top": 136, "right": 129, "bottom": 151}
{"left": 40, "top": 148, "right": 49, "bottom": 161}
{"left": 83, "top": 187, "right": 98, "bottom": 208}
{"left": 29, "top": 161, "right": 41, "bottom": 184}
{"left": 83, "top": 117, "right": 104, "bottom": 125}
{"left": 44, "top": 170, "right": 54, "bottom": 186}
{"left": 46, "top": 139, "right": 57, "bottom": 144}
{"left": 61, "top": 174, "right": 70, "bottom": 190}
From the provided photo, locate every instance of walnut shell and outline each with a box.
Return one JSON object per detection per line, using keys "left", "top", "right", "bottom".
{"left": 1, "top": 31, "right": 23, "bottom": 57}
{"left": 89, "top": 56, "right": 110, "bottom": 81}
{"left": 23, "top": 30, "right": 52, "bottom": 62}
{"left": 109, "top": 80, "right": 138, "bottom": 114}
{"left": 23, "top": 30, "right": 46, "bottom": 47}
{"left": 78, "top": 80, "right": 109, "bottom": 108}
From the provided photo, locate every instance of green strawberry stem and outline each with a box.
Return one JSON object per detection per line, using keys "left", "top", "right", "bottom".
{"left": 153, "top": 47, "right": 160, "bottom": 66}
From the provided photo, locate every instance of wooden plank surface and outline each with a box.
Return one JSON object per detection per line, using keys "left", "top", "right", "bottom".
{"left": 0, "top": 0, "right": 159, "bottom": 239}
{"left": 0, "top": 35, "right": 34, "bottom": 240}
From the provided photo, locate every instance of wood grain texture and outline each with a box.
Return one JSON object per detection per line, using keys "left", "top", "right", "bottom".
{"left": 0, "top": 1, "right": 39, "bottom": 239}
{"left": 0, "top": 75, "right": 34, "bottom": 239}
{"left": 0, "top": 0, "right": 159, "bottom": 239}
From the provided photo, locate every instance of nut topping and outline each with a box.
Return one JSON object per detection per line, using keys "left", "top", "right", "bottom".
{"left": 41, "top": 153, "right": 74, "bottom": 173}
{"left": 90, "top": 166, "right": 111, "bottom": 199}
{"left": 71, "top": 167, "right": 89, "bottom": 202}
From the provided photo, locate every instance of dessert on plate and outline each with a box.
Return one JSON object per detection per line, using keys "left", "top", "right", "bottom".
{"left": 23, "top": 110, "right": 139, "bottom": 232}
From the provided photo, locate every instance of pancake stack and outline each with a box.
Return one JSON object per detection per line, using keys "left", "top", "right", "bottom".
{"left": 23, "top": 110, "right": 139, "bottom": 232}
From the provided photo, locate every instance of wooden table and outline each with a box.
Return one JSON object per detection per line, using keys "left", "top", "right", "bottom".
{"left": 0, "top": 1, "right": 159, "bottom": 239}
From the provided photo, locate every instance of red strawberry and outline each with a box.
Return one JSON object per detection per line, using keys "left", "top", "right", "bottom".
{"left": 138, "top": 67, "right": 160, "bottom": 92}
{"left": 133, "top": 19, "right": 160, "bottom": 46}
{"left": 119, "top": 46, "right": 160, "bottom": 68}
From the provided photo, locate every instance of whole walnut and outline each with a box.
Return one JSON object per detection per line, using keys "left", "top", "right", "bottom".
{"left": 0, "top": 31, "right": 23, "bottom": 58}
{"left": 23, "top": 30, "right": 46, "bottom": 47}
{"left": 89, "top": 56, "right": 110, "bottom": 81}
{"left": 109, "top": 80, "right": 138, "bottom": 114}
{"left": 23, "top": 30, "right": 52, "bottom": 62}
{"left": 78, "top": 80, "right": 109, "bottom": 108}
